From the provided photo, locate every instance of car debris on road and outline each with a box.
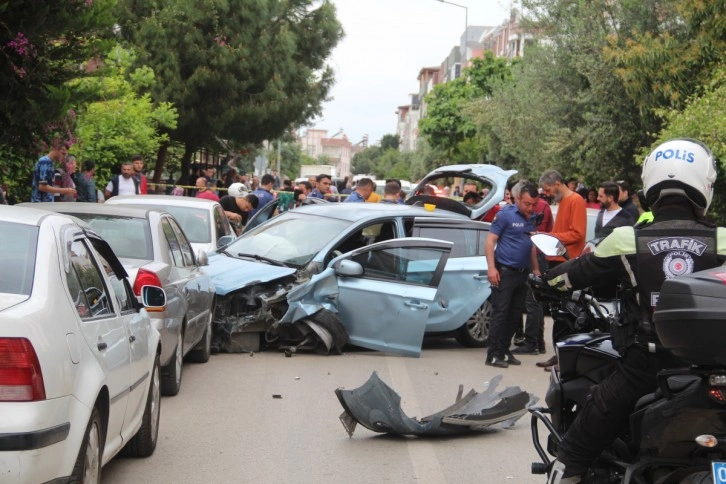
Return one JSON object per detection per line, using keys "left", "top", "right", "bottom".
{"left": 334, "top": 372, "right": 537, "bottom": 437}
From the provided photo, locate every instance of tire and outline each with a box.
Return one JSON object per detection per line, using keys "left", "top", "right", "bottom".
{"left": 187, "top": 312, "right": 212, "bottom": 364}
{"left": 124, "top": 355, "right": 161, "bottom": 458}
{"left": 455, "top": 298, "right": 491, "bottom": 347}
{"left": 161, "top": 330, "right": 183, "bottom": 396}
{"left": 69, "top": 407, "right": 102, "bottom": 484}
{"left": 306, "top": 309, "right": 349, "bottom": 355}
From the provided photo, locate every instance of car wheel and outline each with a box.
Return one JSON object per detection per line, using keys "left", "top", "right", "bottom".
{"left": 187, "top": 312, "right": 212, "bottom": 364}
{"left": 123, "top": 354, "right": 160, "bottom": 458}
{"left": 299, "top": 310, "right": 349, "bottom": 355}
{"left": 161, "top": 330, "right": 183, "bottom": 396}
{"left": 456, "top": 298, "right": 491, "bottom": 347}
{"left": 69, "top": 407, "right": 102, "bottom": 484}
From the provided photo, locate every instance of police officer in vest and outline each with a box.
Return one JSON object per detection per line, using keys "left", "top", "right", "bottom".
{"left": 543, "top": 139, "right": 726, "bottom": 483}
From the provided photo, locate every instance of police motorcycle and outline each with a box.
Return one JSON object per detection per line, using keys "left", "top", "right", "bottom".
{"left": 528, "top": 233, "right": 726, "bottom": 484}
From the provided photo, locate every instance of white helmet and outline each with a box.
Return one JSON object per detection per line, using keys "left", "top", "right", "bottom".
{"left": 227, "top": 182, "right": 248, "bottom": 198}
{"left": 641, "top": 138, "right": 716, "bottom": 216}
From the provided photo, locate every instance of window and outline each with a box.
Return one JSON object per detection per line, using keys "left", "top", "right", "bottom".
{"left": 169, "top": 218, "right": 195, "bottom": 266}
{"left": 74, "top": 215, "right": 153, "bottom": 260}
{"left": 214, "top": 206, "right": 231, "bottom": 240}
{"left": 417, "top": 226, "right": 482, "bottom": 258}
{"left": 95, "top": 251, "right": 136, "bottom": 314}
{"left": 353, "top": 246, "right": 447, "bottom": 287}
{"left": 66, "top": 239, "right": 112, "bottom": 319}
{"left": 161, "top": 218, "right": 184, "bottom": 266}
{"left": 0, "top": 222, "right": 38, "bottom": 295}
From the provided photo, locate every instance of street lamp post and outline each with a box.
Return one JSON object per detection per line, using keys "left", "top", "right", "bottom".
{"left": 436, "top": 0, "right": 468, "bottom": 50}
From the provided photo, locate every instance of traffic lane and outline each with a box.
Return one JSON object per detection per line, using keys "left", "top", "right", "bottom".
{"left": 103, "top": 339, "right": 552, "bottom": 483}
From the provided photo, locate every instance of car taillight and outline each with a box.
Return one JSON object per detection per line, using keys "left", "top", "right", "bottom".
{"left": 708, "top": 388, "right": 726, "bottom": 405}
{"left": 0, "top": 338, "right": 46, "bottom": 402}
{"left": 133, "top": 268, "right": 163, "bottom": 296}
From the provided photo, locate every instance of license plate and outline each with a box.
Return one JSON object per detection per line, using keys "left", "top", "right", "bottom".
{"left": 712, "top": 461, "right": 726, "bottom": 484}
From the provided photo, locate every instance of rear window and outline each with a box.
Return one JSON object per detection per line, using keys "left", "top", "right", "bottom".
{"left": 131, "top": 205, "right": 210, "bottom": 243}
{"left": 72, "top": 215, "right": 153, "bottom": 260}
{"left": 0, "top": 222, "right": 38, "bottom": 295}
{"left": 417, "top": 226, "right": 483, "bottom": 258}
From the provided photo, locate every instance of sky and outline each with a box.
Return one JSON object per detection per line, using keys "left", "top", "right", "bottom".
{"left": 308, "top": 0, "right": 511, "bottom": 146}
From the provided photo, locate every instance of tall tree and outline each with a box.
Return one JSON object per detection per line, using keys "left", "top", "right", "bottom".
{"left": 419, "top": 52, "right": 515, "bottom": 162}
{"left": 116, "top": 0, "right": 343, "bottom": 183}
{"left": 0, "top": 0, "right": 116, "bottom": 148}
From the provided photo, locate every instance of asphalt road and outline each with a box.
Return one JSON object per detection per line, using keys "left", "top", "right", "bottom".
{"left": 103, "top": 338, "right": 554, "bottom": 484}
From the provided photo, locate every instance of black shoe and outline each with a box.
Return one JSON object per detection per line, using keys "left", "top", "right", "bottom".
{"left": 486, "top": 355, "right": 509, "bottom": 368}
{"left": 505, "top": 352, "right": 522, "bottom": 365}
{"left": 538, "top": 342, "right": 546, "bottom": 353}
{"left": 511, "top": 345, "right": 539, "bottom": 355}
{"left": 513, "top": 336, "right": 526, "bottom": 346}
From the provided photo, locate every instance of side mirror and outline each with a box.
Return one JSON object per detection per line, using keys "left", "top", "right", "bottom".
{"left": 217, "top": 235, "right": 235, "bottom": 248}
{"left": 196, "top": 250, "right": 209, "bottom": 266}
{"left": 335, "top": 259, "right": 364, "bottom": 277}
{"left": 531, "top": 233, "right": 568, "bottom": 258}
{"left": 141, "top": 286, "right": 167, "bottom": 311}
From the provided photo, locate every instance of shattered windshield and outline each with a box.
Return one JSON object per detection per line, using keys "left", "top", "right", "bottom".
{"left": 225, "top": 212, "right": 350, "bottom": 267}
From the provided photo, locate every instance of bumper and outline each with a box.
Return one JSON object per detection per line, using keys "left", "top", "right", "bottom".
{"left": 151, "top": 314, "right": 182, "bottom": 367}
{"left": 0, "top": 396, "right": 90, "bottom": 483}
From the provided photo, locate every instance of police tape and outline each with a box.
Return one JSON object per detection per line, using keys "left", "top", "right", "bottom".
{"left": 147, "top": 182, "right": 353, "bottom": 197}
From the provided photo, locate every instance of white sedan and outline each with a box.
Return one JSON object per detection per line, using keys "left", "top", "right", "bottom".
{"left": 0, "top": 205, "right": 165, "bottom": 483}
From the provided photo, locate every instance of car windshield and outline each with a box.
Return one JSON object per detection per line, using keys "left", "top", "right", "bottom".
{"left": 132, "top": 205, "right": 211, "bottom": 243}
{"left": 0, "top": 222, "right": 38, "bottom": 295}
{"left": 72, "top": 214, "right": 153, "bottom": 260}
{"left": 225, "top": 212, "right": 350, "bottom": 267}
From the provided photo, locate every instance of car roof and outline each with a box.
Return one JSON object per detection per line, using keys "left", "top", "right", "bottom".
{"left": 24, "top": 202, "right": 159, "bottom": 219}
{"left": 107, "top": 195, "right": 220, "bottom": 209}
{"left": 291, "top": 202, "right": 467, "bottom": 222}
{"left": 0, "top": 204, "right": 69, "bottom": 226}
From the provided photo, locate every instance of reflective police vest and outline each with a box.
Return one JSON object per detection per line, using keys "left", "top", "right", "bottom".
{"left": 635, "top": 219, "right": 719, "bottom": 324}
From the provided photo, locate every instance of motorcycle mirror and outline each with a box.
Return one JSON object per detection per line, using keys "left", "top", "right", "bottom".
{"left": 531, "top": 233, "right": 568, "bottom": 257}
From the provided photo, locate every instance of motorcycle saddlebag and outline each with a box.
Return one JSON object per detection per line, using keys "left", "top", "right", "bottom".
{"left": 654, "top": 267, "right": 726, "bottom": 366}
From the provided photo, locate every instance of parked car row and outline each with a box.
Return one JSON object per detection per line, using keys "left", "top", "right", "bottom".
{"left": 1, "top": 196, "right": 234, "bottom": 482}
{"left": 0, "top": 164, "right": 512, "bottom": 481}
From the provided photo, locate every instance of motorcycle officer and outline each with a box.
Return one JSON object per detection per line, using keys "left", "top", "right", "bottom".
{"left": 542, "top": 139, "right": 726, "bottom": 483}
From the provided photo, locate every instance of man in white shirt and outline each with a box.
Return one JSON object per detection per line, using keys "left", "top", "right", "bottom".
{"left": 594, "top": 181, "right": 635, "bottom": 239}
{"left": 104, "top": 161, "right": 140, "bottom": 199}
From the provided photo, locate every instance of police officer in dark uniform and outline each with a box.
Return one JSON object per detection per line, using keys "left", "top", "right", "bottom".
{"left": 543, "top": 139, "right": 726, "bottom": 483}
{"left": 485, "top": 180, "right": 541, "bottom": 368}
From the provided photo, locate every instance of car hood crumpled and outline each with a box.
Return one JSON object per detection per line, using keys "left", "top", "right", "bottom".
{"left": 202, "top": 252, "right": 297, "bottom": 296}
{"left": 335, "top": 372, "right": 538, "bottom": 437}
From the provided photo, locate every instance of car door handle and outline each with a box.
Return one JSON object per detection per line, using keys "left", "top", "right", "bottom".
{"left": 404, "top": 301, "right": 428, "bottom": 310}
{"left": 97, "top": 342, "right": 107, "bottom": 351}
{"left": 129, "top": 335, "right": 136, "bottom": 343}
{"left": 473, "top": 274, "right": 487, "bottom": 280}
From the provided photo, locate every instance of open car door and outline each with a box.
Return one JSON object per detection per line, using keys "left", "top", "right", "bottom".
{"left": 332, "top": 237, "right": 452, "bottom": 357}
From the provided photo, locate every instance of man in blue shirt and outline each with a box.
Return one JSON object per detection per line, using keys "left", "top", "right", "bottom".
{"left": 344, "top": 178, "right": 375, "bottom": 203}
{"left": 31, "top": 141, "right": 74, "bottom": 202}
{"left": 309, "top": 174, "right": 333, "bottom": 199}
{"left": 250, "top": 173, "right": 276, "bottom": 217}
{"left": 484, "top": 180, "right": 540, "bottom": 368}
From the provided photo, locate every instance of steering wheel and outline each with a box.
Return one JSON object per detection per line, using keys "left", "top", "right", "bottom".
{"left": 85, "top": 287, "right": 109, "bottom": 315}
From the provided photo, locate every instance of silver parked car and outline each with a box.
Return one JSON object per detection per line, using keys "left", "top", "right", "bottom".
{"left": 0, "top": 205, "right": 165, "bottom": 483}
{"left": 105, "top": 194, "right": 235, "bottom": 253}
{"left": 29, "top": 203, "right": 217, "bottom": 396}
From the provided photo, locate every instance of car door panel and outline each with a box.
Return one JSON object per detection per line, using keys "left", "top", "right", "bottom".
{"left": 333, "top": 238, "right": 453, "bottom": 357}
{"left": 411, "top": 220, "right": 491, "bottom": 333}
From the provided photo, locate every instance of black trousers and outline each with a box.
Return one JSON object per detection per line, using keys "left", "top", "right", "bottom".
{"left": 523, "top": 254, "right": 548, "bottom": 349}
{"left": 487, "top": 267, "right": 529, "bottom": 358}
{"left": 557, "top": 343, "right": 685, "bottom": 473}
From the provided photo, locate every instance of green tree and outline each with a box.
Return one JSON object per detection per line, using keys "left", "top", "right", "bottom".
{"left": 0, "top": 0, "right": 116, "bottom": 148}
{"left": 604, "top": 0, "right": 725, "bottom": 117}
{"left": 71, "top": 45, "right": 178, "bottom": 187}
{"left": 380, "top": 134, "right": 400, "bottom": 151}
{"left": 419, "top": 52, "right": 514, "bottom": 162}
{"left": 116, "top": 0, "right": 343, "bottom": 183}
